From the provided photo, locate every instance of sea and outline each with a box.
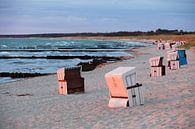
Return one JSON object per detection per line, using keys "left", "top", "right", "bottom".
{"left": 0, "top": 38, "right": 150, "bottom": 84}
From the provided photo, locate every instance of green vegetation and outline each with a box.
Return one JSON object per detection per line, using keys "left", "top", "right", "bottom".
{"left": 0, "top": 29, "right": 195, "bottom": 38}
{"left": 179, "top": 41, "right": 195, "bottom": 50}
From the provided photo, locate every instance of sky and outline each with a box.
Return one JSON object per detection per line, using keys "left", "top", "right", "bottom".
{"left": 0, "top": 0, "right": 195, "bottom": 34}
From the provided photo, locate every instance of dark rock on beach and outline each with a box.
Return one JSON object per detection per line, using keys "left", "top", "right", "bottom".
{"left": 0, "top": 72, "right": 51, "bottom": 78}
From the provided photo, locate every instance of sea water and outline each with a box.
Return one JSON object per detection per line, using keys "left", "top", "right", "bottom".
{"left": 0, "top": 38, "right": 149, "bottom": 83}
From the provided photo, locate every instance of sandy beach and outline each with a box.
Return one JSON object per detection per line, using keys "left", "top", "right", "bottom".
{"left": 0, "top": 43, "right": 195, "bottom": 129}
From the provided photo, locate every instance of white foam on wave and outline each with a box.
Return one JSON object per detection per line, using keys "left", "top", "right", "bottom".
{"left": 46, "top": 42, "right": 51, "bottom": 45}
{"left": 0, "top": 52, "right": 10, "bottom": 55}
{"left": 126, "top": 41, "right": 149, "bottom": 46}
{"left": 1, "top": 45, "right": 8, "bottom": 48}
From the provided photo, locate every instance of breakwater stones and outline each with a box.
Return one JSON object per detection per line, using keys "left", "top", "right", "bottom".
{"left": 0, "top": 72, "right": 51, "bottom": 78}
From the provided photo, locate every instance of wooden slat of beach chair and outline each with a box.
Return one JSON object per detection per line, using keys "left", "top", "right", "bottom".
{"left": 138, "top": 86, "right": 145, "bottom": 105}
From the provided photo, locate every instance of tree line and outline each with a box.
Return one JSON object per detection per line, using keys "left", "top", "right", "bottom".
{"left": 0, "top": 29, "right": 194, "bottom": 38}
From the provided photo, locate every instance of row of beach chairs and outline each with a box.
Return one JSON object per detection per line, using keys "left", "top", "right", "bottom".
{"left": 156, "top": 40, "right": 186, "bottom": 50}
{"left": 57, "top": 66, "right": 144, "bottom": 108}
{"left": 56, "top": 40, "right": 188, "bottom": 108}
{"left": 149, "top": 40, "right": 187, "bottom": 77}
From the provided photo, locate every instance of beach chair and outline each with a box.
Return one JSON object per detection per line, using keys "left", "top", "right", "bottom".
{"left": 177, "top": 50, "right": 187, "bottom": 65}
{"left": 165, "top": 42, "right": 171, "bottom": 50}
{"left": 167, "top": 51, "right": 180, "bottom": 70}
{"left": 157, "top": 43, "right": 165, "bottom": 50}
{"left": 105, "top": 67, "right": 144, "bottom": 108}
{"left": 170, "top": 42, "right": 177, "bottom": 51}
{"left": 171, "top": 44, "right": 176, "bottom": 51}
{"left": 149, "top": 56, "right": 165, "bottom": 77}
{"left": 57, "top": 66, "right": 84, "bottom": 95}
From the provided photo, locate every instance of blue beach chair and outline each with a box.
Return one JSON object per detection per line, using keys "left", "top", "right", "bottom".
{"left": 177, "top": 50, "right": 187, "bottom": 65}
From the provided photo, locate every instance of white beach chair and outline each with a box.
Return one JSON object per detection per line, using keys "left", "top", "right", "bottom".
{"left": 105, "top": 67, "right": 144, "bottom": 108}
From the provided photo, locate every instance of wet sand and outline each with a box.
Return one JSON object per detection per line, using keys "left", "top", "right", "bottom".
{"left": 0, "top": 44, "right": 195, "bottom": 129}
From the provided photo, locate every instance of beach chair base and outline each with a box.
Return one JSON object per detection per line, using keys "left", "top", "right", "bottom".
{"left": 58, "top": 81, "right": 67, "bottom": 95}
{"left": 150, "top": 66, "right": 165, "bottom": 77}
{"left": 170, "top": 60, "right": 180, "bottom": 70}
{"left": 108, "top": 98, "right": 129, "bottom": 108}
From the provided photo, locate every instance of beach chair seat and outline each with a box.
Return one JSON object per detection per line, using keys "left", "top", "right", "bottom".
{"left": 105, "top": 67, "right": 144, "bottom": 108}
{"left": 57, "top": 66, "right": 84, "bottom": 95}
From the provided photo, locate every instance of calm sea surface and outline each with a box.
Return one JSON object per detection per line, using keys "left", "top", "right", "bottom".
{"left": 0, "top": 38, "right": 149, "bottom": 83}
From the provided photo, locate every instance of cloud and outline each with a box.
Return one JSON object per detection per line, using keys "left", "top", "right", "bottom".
{"left": 0, "top": 0, "right": 195, "bottom": 34}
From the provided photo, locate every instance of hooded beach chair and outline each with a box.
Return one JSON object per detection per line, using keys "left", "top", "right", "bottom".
{"left": 157, "top": 43, "right": 164, "bottom": 50}
{"left": 165, "top": 42, "right": 171, "bottom": 50}
{"left": 57, "top": 66, "right": 84, "bottom": 95}
{"left": 105, "top": 67, "right": 144, "bottom": 108}
{"left": 177, "top": 49, "right": 187, "bottom": 65}
{"left": 149, "top": 56, "right": 165, "bottom": 77}
{"left": 167, "top": 51, "right": 180, "bottom": 70}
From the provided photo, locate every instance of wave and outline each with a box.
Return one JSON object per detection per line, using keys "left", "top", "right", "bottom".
{"left": 0, "top": 45, "right": 8, "bottom": 48}
{"left": 0, "top": 38, "right": 149, "bottom": 84}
